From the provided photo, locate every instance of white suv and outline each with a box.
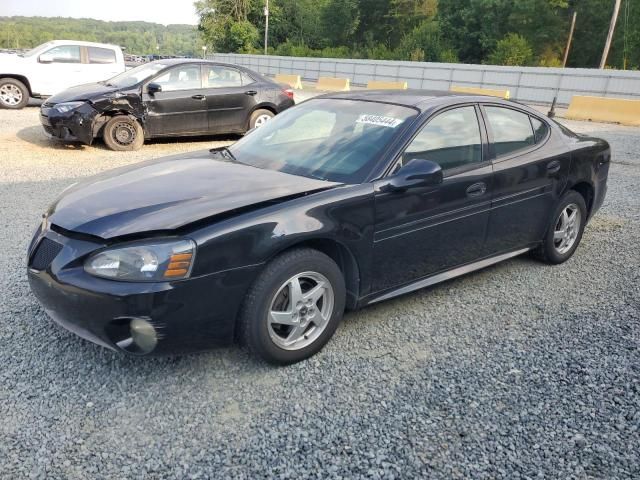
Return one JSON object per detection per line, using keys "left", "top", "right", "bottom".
{"left": 0, "top": 40, "right": 125, "bottom": 109}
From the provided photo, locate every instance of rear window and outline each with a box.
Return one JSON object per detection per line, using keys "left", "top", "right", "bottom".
{"left": 88, "top": 47, "right": 116, "bottom": 64}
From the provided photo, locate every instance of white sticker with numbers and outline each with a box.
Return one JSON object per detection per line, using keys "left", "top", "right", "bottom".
{"left": 356, "top": 114, "right": 403, "bottom": 128}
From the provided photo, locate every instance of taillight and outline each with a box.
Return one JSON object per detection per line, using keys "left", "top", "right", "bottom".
{"left": 283, "top": 88, "right": 294, "bottom": 99}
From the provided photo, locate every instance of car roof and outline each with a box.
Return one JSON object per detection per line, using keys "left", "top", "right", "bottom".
{"left": 46, "top": 40, "right": 122, "bottom": 49}
{"left": 321, "top": 89, "right": 528, "bottom": 113}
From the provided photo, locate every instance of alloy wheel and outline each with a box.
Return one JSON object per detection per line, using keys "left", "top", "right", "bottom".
{"left": 0, "top": 84, "right": 23, "bottom": 106}
{"left": 268, "top": 271, "right": 334, "bottom": 351}
{"left": 254, "top": 114, "right": 272, "bottom": 128}
{"left": 553, "top": 203, "right": 581, "bottom": 255}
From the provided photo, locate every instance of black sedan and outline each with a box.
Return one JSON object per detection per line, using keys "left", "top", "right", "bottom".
{"left": 39, "top": 60, "right": 294, "bottom": 151}
{"left": 27, "top": 91, "right": 610, "bottom": 364}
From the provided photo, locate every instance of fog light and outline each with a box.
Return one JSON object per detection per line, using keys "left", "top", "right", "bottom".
{"left": 130, "top": 318, "right": 158, "bottom": 353}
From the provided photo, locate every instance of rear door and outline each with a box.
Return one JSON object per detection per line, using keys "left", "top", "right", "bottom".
{"left": 143, "top": 63, "right": 209, "bottom": 136}
{"left": 371, "top": 104, "right": 493, "bottom": 293}
{"left": 83, "top": 46, "right": 122, "bottom": 84}
{"left": 481, "top": 104, "right": 570, "bottom": 254}
{"left": 202, "top": 64, "right": 258, "bottom": 133}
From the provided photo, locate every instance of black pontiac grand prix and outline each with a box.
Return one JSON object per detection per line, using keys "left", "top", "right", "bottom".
{"left": 28, "top": 91, "right": 610, "bottom": 364}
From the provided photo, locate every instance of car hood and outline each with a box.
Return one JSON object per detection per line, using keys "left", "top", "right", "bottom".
{"left": 46, "top": 82, "right": 121, "bottom": 104}
{"left": 47, "top": 150, "right": 340, "bottom": 239}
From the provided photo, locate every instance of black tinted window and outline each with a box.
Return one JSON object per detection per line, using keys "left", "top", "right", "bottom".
{"left": 530, "top": 117, "right": 549, "bottom": 143}
{"left": 403, "top": 106, "right": 482, "bottom": 170}
{"left": 88, "top": 47, "right": 116, "bottom": 64}
{"left": 485, "top": 106, "right": 534, "bottom": 157}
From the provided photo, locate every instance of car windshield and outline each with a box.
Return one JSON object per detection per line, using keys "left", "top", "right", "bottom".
{"left": 21, "top": 41, "right": 55, "bottom": 57}
{"left": 103, "top": 63, "right": 168, "bottom": 88}
{"left": 229, "top": 98, "right": 418, "bottom": 183}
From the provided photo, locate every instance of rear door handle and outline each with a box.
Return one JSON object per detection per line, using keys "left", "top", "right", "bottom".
{"left": 244, "top": 90, "right": 258, "bottom": 96}
{"left": 466, "top": 182, "right": 487, "bottom": 197}
{"left": 191, "top": 94, "right": 206, "bottom": 100}
{"left": 547, "top": 160, "right": 561, "bottom": 174}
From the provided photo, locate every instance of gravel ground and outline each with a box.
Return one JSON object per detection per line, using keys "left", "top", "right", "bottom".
{"left": 0, "top": 106, "right": 638, "bottom": 479}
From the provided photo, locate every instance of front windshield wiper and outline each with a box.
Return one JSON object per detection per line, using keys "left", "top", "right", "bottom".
{"left": 209, "top": 146, "right": 236, "bottom": 161}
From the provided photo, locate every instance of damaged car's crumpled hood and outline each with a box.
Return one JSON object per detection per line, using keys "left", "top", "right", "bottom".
{"left": 48, "top": 150, "right": 340, "bottom": 239}
{"left": 45, "top": 82, "right": 120, "bottom": 104}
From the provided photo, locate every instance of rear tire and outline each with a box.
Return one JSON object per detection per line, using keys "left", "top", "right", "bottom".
{"left": 0, "top": 78, "right": 29, "bottom": 109}
{"left": 534, "top": 190, "right": 587, "bottom": 264}
{"left": 239, "top": 248, "right": 346, "bottom": 365}
{"left": 249, "top": 109, "right": 274, "bottom": 130}
{"left": 103, "top": 115, "right": 144, "bottom": 151}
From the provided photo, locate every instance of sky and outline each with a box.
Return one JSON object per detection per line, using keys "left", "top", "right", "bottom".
{"left": 1, "top": 0, "right": 199, "bottom": 25}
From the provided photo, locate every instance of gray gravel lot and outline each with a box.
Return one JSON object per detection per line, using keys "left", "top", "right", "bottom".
{"left": 0, "top": 106, "right": 638, "bottom": 479}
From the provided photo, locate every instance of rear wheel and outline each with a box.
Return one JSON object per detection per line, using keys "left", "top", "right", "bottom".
{"left": 249, "top": 109, "right": 274, "bottom": 130}
{"left": 0, "top": 78, "right": 29, "bottom": 109}
{"left": 534, "top": 190, "right": 587, "bottom": 264}
{"left": 239, "top": 248, "right": 346, "bottom": 364}
{"left": 103, "top": 115, "right": 144, "bottom": 151}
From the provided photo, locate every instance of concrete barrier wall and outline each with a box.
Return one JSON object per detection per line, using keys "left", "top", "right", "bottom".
{"left": 209, "top": 53, "right": 640, "bottom": 107}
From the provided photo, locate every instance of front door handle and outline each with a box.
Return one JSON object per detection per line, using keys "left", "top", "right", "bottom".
{"left": 547, "top": 160, "right": 561, "bottom": 174}
{"left": 466, "top": 182, "right": 487, "bottom": 197}
{"left": 244, "top": 90, "right": 258, "bottom": 96}
{"left": 191, "top": 94, "right": 206, "bottom": 100}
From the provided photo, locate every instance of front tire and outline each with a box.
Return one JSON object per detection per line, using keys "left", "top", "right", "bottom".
{"left": 534, "top": 190, "right": 587, "bottom": 264}
{"left": 0, "top": 78, "right": 29, "bottom": 109}
{"left": 103, "top": 115, "right": 144, "bottom": 151}
{"left": 239, "top": 248, "right": 346, "bottom": 365}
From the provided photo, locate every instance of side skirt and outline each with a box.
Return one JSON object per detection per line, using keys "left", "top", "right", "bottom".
{"left": 365, "top": 247, "right": 531, "bottom": 305}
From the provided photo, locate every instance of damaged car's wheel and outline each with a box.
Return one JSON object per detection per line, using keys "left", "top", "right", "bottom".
{"left": 103, "top": 115, "right": 144, "bottom": 151}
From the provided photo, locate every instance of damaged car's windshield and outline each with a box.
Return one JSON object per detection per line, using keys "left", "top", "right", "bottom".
{"left": 228, "top": 98, "right": 418, "bottom": 184}
{"left": 103, "top": 63, "right": 168, "bottom": 89}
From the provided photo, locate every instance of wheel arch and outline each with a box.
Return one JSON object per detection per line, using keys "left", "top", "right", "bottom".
{"left": 269, "top": 238, "right": 360, "bottom": 310}
{"left": 568, "top": 181, "right": 595, "bottom": 217}
{"left": 0, "top": 74, "right": 32, "bottom": 95}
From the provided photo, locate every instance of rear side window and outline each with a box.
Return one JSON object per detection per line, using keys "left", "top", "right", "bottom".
{"left": 402, "top": 106, "right": 482, "bottom": 171}
{"left": 204, "top": 65, "right": 243, "bottom": 88}
{"left": 88, "top": 47, "right": 116, "bottom": 64}
{"left": 485, "top": 106, "right": 534, "bottom": 157}
{"left": 241, "top": 71, "right": 255, "bottom": 85}
{"left": 530, "top": 117, "right": 549, "bottom": 143}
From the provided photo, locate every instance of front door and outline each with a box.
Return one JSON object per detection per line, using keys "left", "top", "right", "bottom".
{"left": 480, "top": 105, "right": 570, "bottom": 254}
{"left": 371, "top": 105, "right": 493, "bottom": 293}
{"left": 32, "top": 44, "right": 84, "bottom": 96}
{"left": 143, "top": 64, "right": 209, "bottom": 137}
{"left": 202, "top": 64, "right": 257, "bottom": 133}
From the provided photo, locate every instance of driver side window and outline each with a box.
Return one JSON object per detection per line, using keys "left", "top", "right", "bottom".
{"left": 41, "top": 45, "right": 81, "bottom": 63}
{"left": 400, "top": 106, "right": 482, "bottom": 172}
{"left": 152, "top": 65, "right": 202, "bottom": 91}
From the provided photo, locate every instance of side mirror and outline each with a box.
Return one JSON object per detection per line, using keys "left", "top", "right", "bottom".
{"left": 379, "top": 159, "right": 443, "bottom": 193}
{"left": 147, "top": 82, "right": 162, "bottom": 94}
{"left": 38, "top": 53, "right": 54, "bottom": 64}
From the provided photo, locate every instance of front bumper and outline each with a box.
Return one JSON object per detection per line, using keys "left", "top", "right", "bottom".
{"left": 40, "top": 103, "right": 98, "bottom": 145}
{"left": 27, "top": 227, "right": 259, "bottom": 355}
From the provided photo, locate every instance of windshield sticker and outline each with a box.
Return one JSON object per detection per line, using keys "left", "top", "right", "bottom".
{"left": 356, "top": 114, "right": 403, "bottom": 128}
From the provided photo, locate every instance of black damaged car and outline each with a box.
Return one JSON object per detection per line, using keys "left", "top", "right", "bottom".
{"left": 28, "top": 92, "right": 609, "bottom": 364}
{"left": 39, "top": 59, "right": 295, "bottom": 150}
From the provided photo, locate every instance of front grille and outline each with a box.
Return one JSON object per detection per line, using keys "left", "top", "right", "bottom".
{"left": 30, "top": 238, "right": 63, "bottom": 271}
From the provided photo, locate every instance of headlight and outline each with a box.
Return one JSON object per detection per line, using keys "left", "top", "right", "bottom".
{"left": 84, "top": 239, "right": 196, "bottom": 282}
{"left": 53, "top": 101, "right": 85, "bottom": 113}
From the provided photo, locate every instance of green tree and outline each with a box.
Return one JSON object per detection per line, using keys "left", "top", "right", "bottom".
{"left": 487, "top": 33, "right": 534, "bottom": 66}
{"left": 320, "top": 0, "right": 360, "bottom": 47}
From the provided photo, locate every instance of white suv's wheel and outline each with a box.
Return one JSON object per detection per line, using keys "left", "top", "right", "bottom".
{"left": 0, "top": 78, "right": 29, "bottom": 109}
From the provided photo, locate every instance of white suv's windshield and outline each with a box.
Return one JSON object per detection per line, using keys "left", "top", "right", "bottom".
{"left": 21, "top": 42, "right": 55, "bottom": 57}
{"left": 104, "top": 63, "right": 168, "bottom": 89}
{"left": 229, "top": 98, "right": 418, "bottom": 183}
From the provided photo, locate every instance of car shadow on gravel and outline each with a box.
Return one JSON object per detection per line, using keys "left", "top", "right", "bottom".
{"left": 16, "top": 125, "right": 242, "bottom": 152}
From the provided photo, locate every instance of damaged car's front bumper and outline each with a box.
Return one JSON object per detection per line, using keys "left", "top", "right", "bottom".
{"left": 40, "top": 102, "right": 100, "bottom": 145}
